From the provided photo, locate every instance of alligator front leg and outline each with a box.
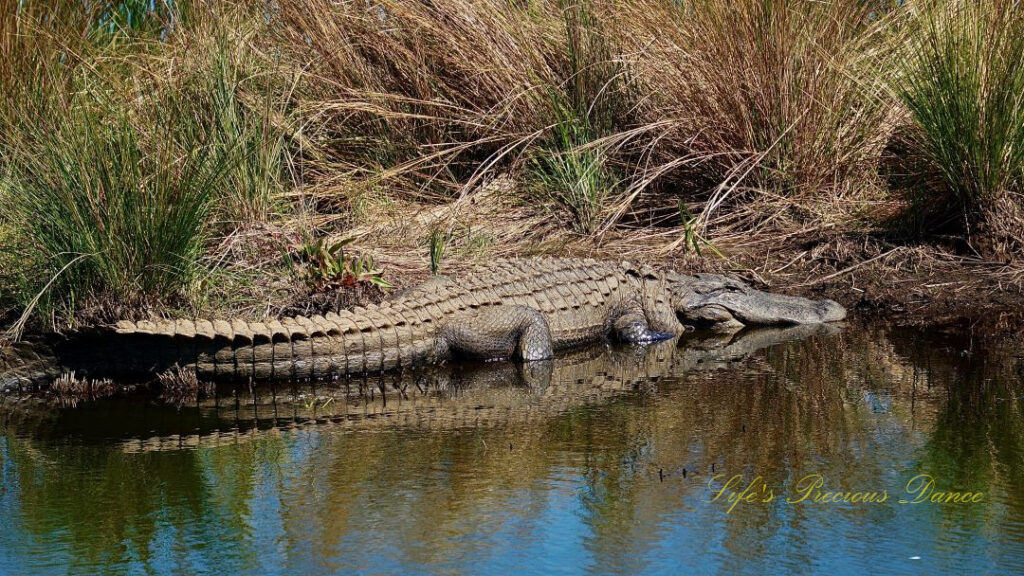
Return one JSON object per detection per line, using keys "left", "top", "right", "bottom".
{"left": 438, "top": 305, "right": 554, "bottom": 361}
{"left": 613, "top": 308, "right": 676, "bottom": 343}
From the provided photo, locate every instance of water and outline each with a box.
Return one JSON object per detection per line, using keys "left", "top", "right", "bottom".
{"left": 0, "top": 323, "right": 1021, "bottom": 575}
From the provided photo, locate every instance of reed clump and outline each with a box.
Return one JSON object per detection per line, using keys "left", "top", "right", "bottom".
{"left": 891, "top": 0, "right": 1024, "bottom": 256}
{"left": 617, "top": 0, "right": 894, "bottom": 211}
{"left": 0, "top": 1, "right": 295, "bottom": 328}
{"left": 49, "top": 370, "right": 121, "bottom": 407}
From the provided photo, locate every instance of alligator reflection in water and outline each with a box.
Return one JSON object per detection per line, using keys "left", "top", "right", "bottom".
{"left": 0, "top": 323, "right": 1022, "bottom": 575}
{"left": 1, "top": 324, "right": 837, "bottom": 450}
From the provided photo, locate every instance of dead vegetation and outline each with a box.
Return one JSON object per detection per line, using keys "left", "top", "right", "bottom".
{"left": 156, "top": 365, "right": 214, "bottom": 405}
{"left": 50, "top": 372, "right": 119, "bottom": 407}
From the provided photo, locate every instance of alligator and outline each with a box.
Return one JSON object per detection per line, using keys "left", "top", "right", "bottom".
{"left": 0, "top": 257, "right": 845, "bottom": 387}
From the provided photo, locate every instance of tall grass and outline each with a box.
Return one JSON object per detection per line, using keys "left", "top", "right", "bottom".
{"left": 274, "top": 0, "right": 653, "bottom": 203}
{"left": 531, "top": 114, "right": 617, "bottom": 235}
{"left": 275, "top": 0, "right": 639, "bottom": 231}
{"left": 0, "top": 1, "right": 284, "bottom": 324}
{"left": 274, "top": 0, "right": 897, "bottom": 232}
{"left": 893, "top": 0, "right": 1024, "bottom": 251}
{"left": 201, "top": 34, "right": 294, "bottom": 225}
{"left": 1, "top": 93, "right": 234, "bottom": 316}
{"left": 529, "top": 1, "right": 632, "bottom": 234}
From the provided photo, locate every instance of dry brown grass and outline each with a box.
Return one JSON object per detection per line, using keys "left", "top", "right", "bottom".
{"left": 50, "top": 372, "right": 118, "bottom": 407}
{"left": 156, "top": 365, "right": 214, "bottom": 404}
{"left": 274, "top": 0, "right": 563, "bottom": 191}
{"left": 624, "top": 1, "right": 894, "bottom": 183}
{"left": 268, "top": 0, "right": 901, "bottom": 247}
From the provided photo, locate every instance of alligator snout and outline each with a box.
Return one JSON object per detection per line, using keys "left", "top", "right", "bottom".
{"left": 715, "top": 290, "right": 846, "bottom": 326}
{"left": 816, "top": 299, "right": 847, "bottom": 323}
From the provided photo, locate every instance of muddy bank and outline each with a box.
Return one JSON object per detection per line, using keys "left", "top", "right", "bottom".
{"left": 767, "top": 253, "right": 1022, "bottom": 338}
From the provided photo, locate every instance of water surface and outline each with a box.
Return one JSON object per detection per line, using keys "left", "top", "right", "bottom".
{"left": 1, "top": 323, "right": 1022, "bottom": 575}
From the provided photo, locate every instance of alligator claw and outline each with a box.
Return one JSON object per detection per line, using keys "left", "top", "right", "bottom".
{"left": 635, "top": 330, "right": 676, "bottom": 343}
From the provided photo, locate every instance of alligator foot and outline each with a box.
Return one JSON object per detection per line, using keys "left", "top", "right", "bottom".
{"left": 613, "top": 311, "right": 676, "bottom": 343}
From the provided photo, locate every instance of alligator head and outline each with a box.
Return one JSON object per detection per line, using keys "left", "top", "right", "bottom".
{"left": 666, "top": 271, "right": 845, "bottom": 331}
{"left": 631, "top": 267, "right": 845, "bottom": 334}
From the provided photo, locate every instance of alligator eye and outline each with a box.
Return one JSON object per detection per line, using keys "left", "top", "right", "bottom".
{"left": 713, "top": 284, "right": 743, "bottom": 295}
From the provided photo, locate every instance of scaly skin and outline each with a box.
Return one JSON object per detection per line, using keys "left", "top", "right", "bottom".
{"left": 1, "top": 257, "right": 845, "bottom": 385}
